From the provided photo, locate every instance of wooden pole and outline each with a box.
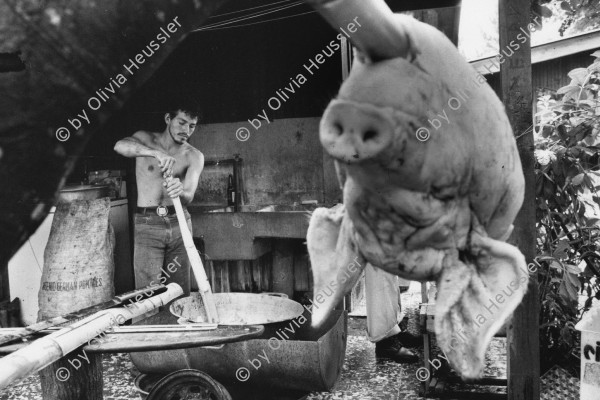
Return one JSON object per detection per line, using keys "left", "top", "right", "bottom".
{"left": 498, "top": 1, "right": 540, "bottom": 399}
{"left": 165, "top": 174, "right": 218, "bottom": 323}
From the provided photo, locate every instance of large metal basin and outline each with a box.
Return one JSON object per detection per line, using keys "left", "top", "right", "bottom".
{"left": 131, "top": 309, "right": 347, "bottom": 392}
{"left": 170, "top": 292, "right": 304, "bottom": 325}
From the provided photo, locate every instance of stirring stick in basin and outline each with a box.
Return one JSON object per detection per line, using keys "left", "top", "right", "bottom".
{"left": 164, "top": 173, "right": 219, "bottom": 324}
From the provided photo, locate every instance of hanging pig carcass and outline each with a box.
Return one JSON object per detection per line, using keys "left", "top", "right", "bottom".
{"left": 305, "top": 0, "right": 527, "bottom": 379}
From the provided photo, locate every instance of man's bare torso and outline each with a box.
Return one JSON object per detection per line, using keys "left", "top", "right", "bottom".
{"left": 135, "top": 131, "right": 195, "bottom": 207}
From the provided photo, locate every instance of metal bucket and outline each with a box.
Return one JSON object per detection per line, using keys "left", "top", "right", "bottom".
{"left": 169, "top": 292, "right": 304, "bottom": 325}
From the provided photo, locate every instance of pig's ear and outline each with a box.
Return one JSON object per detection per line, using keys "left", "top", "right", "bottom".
{"left": 307, "top": 206, "right": 364, "bottom": 328}
{"left": 434, "top": 230, "right": 528, "bottom": 379}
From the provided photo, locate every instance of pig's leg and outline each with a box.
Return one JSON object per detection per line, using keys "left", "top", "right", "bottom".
{"left": 307, "top": 206, "right": 365, "bottom": 328}
{"left": 434, "top": 229, "right": 527, "bottom": 379}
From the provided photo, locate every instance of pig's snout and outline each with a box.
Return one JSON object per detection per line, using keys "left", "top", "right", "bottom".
{"left": 320, "top": 101, "right": 393, "bottom": 163}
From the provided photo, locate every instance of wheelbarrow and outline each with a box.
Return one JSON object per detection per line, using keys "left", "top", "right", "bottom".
{"left": 84, "top": 292, "right": 348, "bottom": 400}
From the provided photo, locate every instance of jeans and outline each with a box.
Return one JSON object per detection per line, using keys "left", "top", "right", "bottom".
{"left": 133, "top": 209, "right": 192, "bottom": 297}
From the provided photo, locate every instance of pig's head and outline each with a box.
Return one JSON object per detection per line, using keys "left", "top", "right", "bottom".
{"left": 306, "top": 2, "right": 527, "bottom": 380}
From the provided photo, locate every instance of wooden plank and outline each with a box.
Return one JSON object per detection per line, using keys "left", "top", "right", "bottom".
{"left": 212, "top": 261, "right": 230, "bottom": 293}
{"left": 412, "top": 6, "right": 460, "bottom": 45}
{"left": 498, "top": 1, "right": 540, "bottom": 399}
{"left": 272, "top": 240, "right": 295, "bottom": 298}
{"left": 260, "top": 253, "right": 272, "bottom": 292}
{"left": 251, "top": 258, "right": 261, "bottom": 292}
{"left": 229, "top": 260, "right": 252, "bottom": 292}
{"left": 471, "top": 30, "right": 600, "bottom": 75}
{"left": 251, "top": 252, "right": 273, "bottom": 293}
{"left": 0, "top": 300, "right": 20, "bottom": 329}
{"left": 293, "top": 245, "right": 310, "bottom": 293}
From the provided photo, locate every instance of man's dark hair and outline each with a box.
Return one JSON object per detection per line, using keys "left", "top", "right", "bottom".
{"left": 167, "top": 99, "right": 202, "bottom": 121}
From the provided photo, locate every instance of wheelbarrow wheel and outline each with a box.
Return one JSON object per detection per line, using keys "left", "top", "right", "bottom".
{"left": 146, "top": 369, "right": 232, "bottom": 400}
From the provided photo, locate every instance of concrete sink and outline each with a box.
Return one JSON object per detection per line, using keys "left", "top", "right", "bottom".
{"left": 189, "top": 204, "right": 317, "bottom": 260}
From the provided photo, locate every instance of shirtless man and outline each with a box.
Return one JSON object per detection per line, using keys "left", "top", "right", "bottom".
{"left": 114, "top": 103, "right": 204, "bottom": 296}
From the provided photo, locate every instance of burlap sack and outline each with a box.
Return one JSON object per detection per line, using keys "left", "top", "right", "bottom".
{"left": 38, "top": 197, "right": 115, "bottom": 321}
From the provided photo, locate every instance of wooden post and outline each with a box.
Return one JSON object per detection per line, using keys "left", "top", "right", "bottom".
{"left": 0, "top": 261, "right": 8, "bottom": 304}
{"left": 498, "top": 1, "right": 540, "bottom": 399}
{"left": 39, "top": 347, "right": 102, "bottom": 400}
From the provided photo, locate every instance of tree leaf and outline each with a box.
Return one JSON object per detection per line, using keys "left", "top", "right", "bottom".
{"left": 553, "top": 239, "right": 571, "bottom": 259}
{"left": 586, "top": 217, "right": 600, "bottom": 226}
{"left": 565, "top": 270, "right": 581, "bottom": 290}
{"left": 564, "top": 263, "right": 580, "bottom": 275}
{"left": 568, "top": 68, "right": 589, "bottom": 85}
{"left": 560, "top": 1, "right": 573, "bottom": 11}
{"left": 540, "top": 4, "right": 554, "bottom": 17}
{"left": 556, "top": 85, "right": 580, "bottom": 95}
{"left": 572, "top": 173, "right": 585, "bottom": 185}
{"left": 550, "top": 260, "right": 563, "bottom": 270}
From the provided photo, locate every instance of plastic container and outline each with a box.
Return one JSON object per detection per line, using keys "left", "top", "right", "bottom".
{"left": 575, "top": 305, "right": 600, "bottom": 399}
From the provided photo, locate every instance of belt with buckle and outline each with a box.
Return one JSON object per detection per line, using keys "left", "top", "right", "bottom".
{"left": 136, "top": 205, "right": 179, "bottom": 216}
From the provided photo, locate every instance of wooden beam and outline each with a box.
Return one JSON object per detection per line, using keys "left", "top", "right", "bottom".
{"left": 498, "top": 1, "right": 540, "bottom": 399}
{"left": 471, "top": 29, "right": 600, "bottom": 75}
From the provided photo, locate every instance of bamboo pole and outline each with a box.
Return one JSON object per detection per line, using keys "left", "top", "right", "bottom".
{"left": 0, "top": 283, "right": 183, "bottom": 389}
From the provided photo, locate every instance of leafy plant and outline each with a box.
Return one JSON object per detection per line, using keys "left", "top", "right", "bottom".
{"left": 534, "top": 51, "right": 600, "bottom": 369}
{"left": 533, "top": 0, "right": 600, "bottom": 36}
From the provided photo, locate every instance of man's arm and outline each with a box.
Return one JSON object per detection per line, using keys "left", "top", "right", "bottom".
{"left": 180, "top": 151, "right": 204, "bottom": 205}
{"left": 114, "top": 131, "right": 175, "bottom": 174}
{"left": 164, "top": 150, "right": 204, "bottom": 205}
